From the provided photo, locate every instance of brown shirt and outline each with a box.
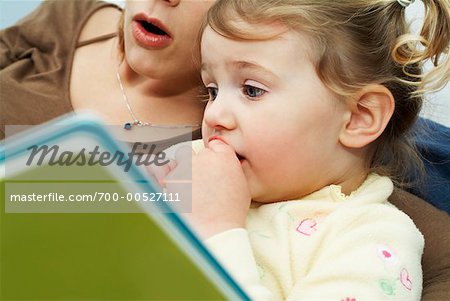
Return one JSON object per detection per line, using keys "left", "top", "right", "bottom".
{"left": 0, "top": 0, "right": 201, "bottom": 149}
{"left": 0, "top": 0, "right": 120, "bottom": 139}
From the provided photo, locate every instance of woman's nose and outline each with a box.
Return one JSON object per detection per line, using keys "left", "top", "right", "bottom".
{"left": 203, "top": 95, "right": 237, "bottom": 131}
{"left": 163, "top": 0, "right": 180, "bottom": 6}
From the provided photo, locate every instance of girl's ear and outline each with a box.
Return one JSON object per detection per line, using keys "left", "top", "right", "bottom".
{"left": 339, "top": 85, "right": 395, "bottom": 148}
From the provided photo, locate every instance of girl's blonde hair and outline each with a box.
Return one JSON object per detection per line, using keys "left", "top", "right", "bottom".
{"left": 205, "top": 0, "right": 450, "bottom": 186}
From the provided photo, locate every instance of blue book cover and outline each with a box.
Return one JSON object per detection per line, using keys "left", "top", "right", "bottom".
{"left": 0, "top": 113, "right": 249, "bottom": 301}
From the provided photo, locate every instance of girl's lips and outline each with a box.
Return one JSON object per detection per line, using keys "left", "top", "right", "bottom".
{"left": 208, "top": 135, "right": 228, "bottom": 144}
{"left": 131, "top": 15, "right": 173, "bottom": 49}
{"left": 208, "top": 136, "right": 246, "bottom": 163}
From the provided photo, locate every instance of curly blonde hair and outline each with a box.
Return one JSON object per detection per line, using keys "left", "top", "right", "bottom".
{"left": 204, "top": 0, "right": 450, "bottom": 186}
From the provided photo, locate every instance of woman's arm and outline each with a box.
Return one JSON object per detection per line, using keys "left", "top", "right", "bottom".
{"left": 389, "top": 188, "right": 450, "bottom": 300}
{"left": 0, "top": 0, "right": 110, "bottom": 70}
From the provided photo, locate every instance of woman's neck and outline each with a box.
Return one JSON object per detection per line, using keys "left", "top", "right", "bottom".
{"left": 115, "top": 56, "right": 205, "bottom": 126}
{"left": 119, "top": 57, "right": 201, "bottom": 99}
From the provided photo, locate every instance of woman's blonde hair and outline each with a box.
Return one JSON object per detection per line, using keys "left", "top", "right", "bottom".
{"left": 205, "top": 0, "right": 450, "bottom": 186}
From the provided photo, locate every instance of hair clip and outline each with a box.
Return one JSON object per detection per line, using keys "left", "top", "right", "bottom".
{"left": 397, "top": 0, "right": 415, "bottom": 8}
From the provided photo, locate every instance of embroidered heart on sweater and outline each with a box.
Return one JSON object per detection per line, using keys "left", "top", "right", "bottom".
{"left": 400, "top": 268, "right": 412, "bottom": 290}
{"left": 377, "top": 245, "right": 397, "bottom": 263}
{"left": 296, "top": 218, "right": 317, "bottom": 236}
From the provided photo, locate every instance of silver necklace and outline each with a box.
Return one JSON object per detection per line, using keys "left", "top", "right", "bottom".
{"left": 116, "top": 62, "right": 201, "bottom": 130}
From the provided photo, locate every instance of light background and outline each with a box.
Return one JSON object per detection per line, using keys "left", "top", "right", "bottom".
{"left": 0, "top": 0, "right": 448, "bottom": 126}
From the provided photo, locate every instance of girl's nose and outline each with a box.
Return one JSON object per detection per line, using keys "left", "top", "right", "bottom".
{"left": 203, "top": 95, "right": 237, "bottom": 131}
{"left": 163, "top": 0, "right": 180, "bottom": 6}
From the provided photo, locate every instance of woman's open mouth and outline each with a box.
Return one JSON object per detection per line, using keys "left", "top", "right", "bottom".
{"left": 236, "top": 152, "right": 246, "bottom": 164}
{"left": 132, "top": 15, "right": 173, "bottom": 49}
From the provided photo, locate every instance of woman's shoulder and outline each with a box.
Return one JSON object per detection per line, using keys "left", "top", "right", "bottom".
{"left": 3, "top": 0, "right": 119, "bottom": 51}
{"left": 14, "top": 0, "right": 112, "bottom": 28}
{"left": 77, "top": 1, "right": 122, "bottom": 44}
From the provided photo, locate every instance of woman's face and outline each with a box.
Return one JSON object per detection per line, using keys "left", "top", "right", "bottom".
{"left": 124, "top": 0, "right": 215, "bottom": 81}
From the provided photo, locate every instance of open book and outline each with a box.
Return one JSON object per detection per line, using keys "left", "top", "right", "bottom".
{"left": 0, "top": 113, "right": 249, "bottom": 300}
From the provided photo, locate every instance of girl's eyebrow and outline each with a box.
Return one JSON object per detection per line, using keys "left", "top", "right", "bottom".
{"left": 230, "top": 61, "right": 279, "bottom": 80}
{"left": 201, "top": 60, "right": 281, "bottom": 86}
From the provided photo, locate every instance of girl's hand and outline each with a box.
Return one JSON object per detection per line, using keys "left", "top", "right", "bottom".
{"left": 144, "top": 155, "right": 177, "bottom": 188}
{"left": 164, "top": 140, "right": 251, "bottom": 239}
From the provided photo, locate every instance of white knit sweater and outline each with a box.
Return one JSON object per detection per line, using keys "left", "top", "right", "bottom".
{"left": 192, "top": 140, "right": 425, "bottom": 300}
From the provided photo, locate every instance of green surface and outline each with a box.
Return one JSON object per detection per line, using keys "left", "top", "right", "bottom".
{"left": 0, "top": 178, "right": 226, "bottom": 300}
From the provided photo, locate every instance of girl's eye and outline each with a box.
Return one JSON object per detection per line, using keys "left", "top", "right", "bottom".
{"left": 243, "top": 85, "right": 266, "bottom": 99}
{"left": 207, "top": 87, "right": 218, "bottom": 101}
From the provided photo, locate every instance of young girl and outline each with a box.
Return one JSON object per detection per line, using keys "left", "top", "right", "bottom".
{"left": 156, "top": 0, "right": 450, "bottom": 299}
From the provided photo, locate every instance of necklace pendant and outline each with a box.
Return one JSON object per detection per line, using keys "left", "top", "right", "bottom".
{"left": 124, "top": 122, "right": 132, "bottom": 130}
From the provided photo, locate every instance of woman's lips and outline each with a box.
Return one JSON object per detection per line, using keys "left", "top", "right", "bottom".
{"left": 236, "top": 153, "right": 246, "bottom": 164}
{"left": 131, "top": 15, "right": 173, "bottom": 49}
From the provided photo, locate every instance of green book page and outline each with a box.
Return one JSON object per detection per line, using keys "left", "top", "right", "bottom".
{"left": 0, "top": 116, "right": 245, "bottom": 300}
{"left": 1, "top": 176, "right": 227, "bottom": 300}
